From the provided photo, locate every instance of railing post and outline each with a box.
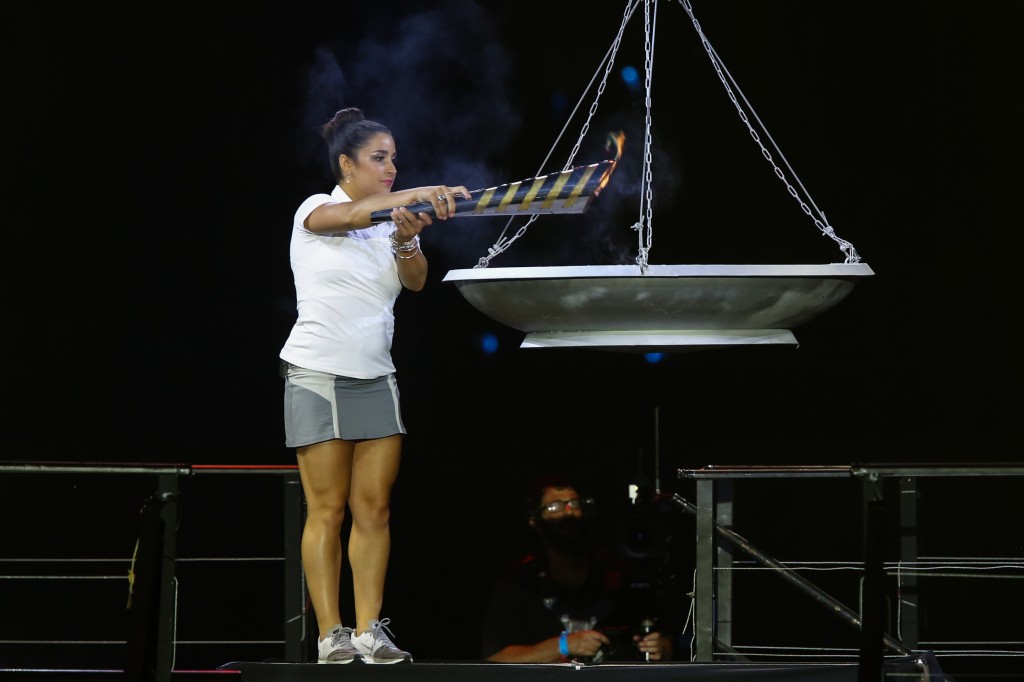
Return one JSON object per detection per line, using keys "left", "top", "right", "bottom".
{"left": 156, "top": 473, "right": 179, "bottom": 681}
{"left": 283, "top": 472, "right": 307, "bottom": 662}
{"left": 859, "top": 476, "right": 885, "bottom": 682}
{"left": 715, "top": 480, "right": 734, "bottom": 650}
{"left": 125, "top": 470, "right": 181, "bottom": 682}
{"left": 898, "top": 476, "right": 920, "bottom": 649}
{"left": 694, "top": 478, "right": 716, "bottom": 661}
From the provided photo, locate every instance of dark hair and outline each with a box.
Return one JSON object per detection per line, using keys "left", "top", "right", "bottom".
{"left": 319, "top": 107, "right": 391, "bottom": 183}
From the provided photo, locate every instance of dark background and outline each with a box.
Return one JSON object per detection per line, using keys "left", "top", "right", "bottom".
{"left": 2, "top": 0, "right": 1021, "bottom": 671}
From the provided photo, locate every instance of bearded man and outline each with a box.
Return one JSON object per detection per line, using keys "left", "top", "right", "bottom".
{"left": 479, "top": 474, "right": 675, "bottom": 663}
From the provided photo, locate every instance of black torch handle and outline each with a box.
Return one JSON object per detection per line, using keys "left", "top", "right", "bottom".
{"left": 368, "top": 160, "right": 613, "bottom": 224}
{"left": 375, "top": 195, "right": 480, "bottom": 223}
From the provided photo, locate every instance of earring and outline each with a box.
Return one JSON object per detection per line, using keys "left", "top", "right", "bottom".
{"left": 344, "top": 175, "right": 351, "bottom": 184}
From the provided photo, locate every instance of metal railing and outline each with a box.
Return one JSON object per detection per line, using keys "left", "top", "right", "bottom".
{"left": 0, "top": 462, "right": 307, "bottom": 677}
{"left": 675, "top": 463, "right": 1024, "bottom": 681}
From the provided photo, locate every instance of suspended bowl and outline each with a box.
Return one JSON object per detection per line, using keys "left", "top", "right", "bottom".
{"left": 443, "top": 263, "right": 875, "bottom": 350}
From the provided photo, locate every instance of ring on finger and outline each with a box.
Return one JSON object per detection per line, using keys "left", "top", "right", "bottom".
{"left": 436, "top": 194, "right": 445, "bottom": 201}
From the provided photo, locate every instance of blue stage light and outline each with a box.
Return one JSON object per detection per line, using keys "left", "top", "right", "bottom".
{"left": 621, "top": 65, "right": 640, "bottom": 88}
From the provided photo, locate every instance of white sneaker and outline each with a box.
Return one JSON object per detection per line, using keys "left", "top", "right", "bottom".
{"left": 352, "top": 618, "right": 412, "bottom": 664}
{"left": 318, "top": 624, "right": 362, "bottom": 664}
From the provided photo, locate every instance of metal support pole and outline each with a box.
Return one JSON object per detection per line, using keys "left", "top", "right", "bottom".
{"left": 283, "top": 473, "right": 307, "bottom": 662}
{"left": 673, "top": 492, "right": 911, "bottom": 658}
{"left": 715, "top": 481, "right": 734, "bottom": 650}
{"left": 859, "top": 477, "right": 886, "bottom": 682}
{"left": 898, "top": 476, "right": 920, "bottom": 648}
{"left": 693, "top": 479, "right": 716, "bottom": 661}
{"left": 156, "top": 473, "right": 179, "bottom": 682}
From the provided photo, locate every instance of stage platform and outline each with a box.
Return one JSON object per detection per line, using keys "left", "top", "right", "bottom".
{"left": 234, "top": 661, "right": 892, "bottom": 681}
{"left": 236, "top": 655, "right": 950, "bottom": 681}
{"left": 0, "top": 655, "right": 946, "bottom": 682}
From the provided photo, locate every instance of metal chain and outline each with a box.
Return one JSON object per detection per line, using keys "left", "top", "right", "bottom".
{"left": 476, "top": 0, "right": 860, "bottom": 268}
{"left": 677, "top": 0, "right": 861, "bottom": 263}
{"left": 560, "top": 0, "right": 639, "bottom": 171}
{"left": 474, "top": 0, "right": 641, "bottom": 268}
{"left": 634, "top": 0, "right": 657, "bottom": 273}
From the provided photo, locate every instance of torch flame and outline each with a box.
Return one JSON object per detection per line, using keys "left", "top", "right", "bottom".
{"left": 596, "top": 130, "right": 626, "bottom": 194}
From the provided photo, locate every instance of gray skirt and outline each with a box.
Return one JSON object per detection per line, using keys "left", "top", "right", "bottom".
{"left": 282, "top": 362, "right": 406, "bottom": 447}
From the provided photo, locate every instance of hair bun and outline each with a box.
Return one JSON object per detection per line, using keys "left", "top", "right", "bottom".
{"left": 320, "top": 107, "right": 365, "bottom": 140}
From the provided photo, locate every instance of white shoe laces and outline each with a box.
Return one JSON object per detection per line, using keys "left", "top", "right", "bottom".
{"left": 370, "top": 618, "right": 398, "bottom": 649}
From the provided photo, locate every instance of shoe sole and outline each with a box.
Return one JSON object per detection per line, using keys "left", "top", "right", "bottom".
{"left": 318, "top": 655, "right": 363, "bottom": 664}
{"left": 362, "top": 657, "right": 412, "bottom": 664}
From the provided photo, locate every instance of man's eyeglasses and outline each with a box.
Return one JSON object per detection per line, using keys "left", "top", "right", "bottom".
{"left": 540, "top": 498, "right": 588, "bottom": 514}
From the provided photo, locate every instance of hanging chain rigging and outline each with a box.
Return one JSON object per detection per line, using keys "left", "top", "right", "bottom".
{"left": 473, "top": 0, "right": 640, "bottom": 269}
{"left": 633, "top": 0, "right": 657, "bottom": 273}
{"left": 474, "top": 0, "right": 862, "bottom": 268}
{"left": 677, "top": 0, "right": 862, "bottom": 263}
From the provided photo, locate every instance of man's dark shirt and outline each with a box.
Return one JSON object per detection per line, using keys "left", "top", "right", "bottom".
{"left": 479, "top": 547, "right": 656, "bottom": 661}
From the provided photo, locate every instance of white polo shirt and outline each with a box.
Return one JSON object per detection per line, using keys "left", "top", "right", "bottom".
{"left": 279, "top": 186, "right": 401, "bottom": 379}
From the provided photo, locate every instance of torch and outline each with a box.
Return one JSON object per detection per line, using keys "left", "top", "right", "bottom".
{"left": 370, "top": 131, "right": 625, "bottom": 224}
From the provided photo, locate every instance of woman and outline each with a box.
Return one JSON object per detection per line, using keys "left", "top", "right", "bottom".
{"left": 279, "top": 107, "right": 470, "bottom": 664}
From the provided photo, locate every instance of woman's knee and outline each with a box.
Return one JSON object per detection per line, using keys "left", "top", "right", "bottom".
{"left": 306, "top": 499, "right": 347, "bottom": 529}
{"left": 349, "top": 496, "right": 390, "bottom": 529}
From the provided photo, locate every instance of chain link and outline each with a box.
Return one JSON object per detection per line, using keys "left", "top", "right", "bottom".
{"left": 634, "top": 0, "right": 657, "bottom": 273}
{"left": 477, "top": 0, "right": 862, "bottom": 268}
{"left": 475, "top": 0, "right": 641, "bottom": 268}
{"left": 678, "top": 0, "right": 861, "bottom": 263}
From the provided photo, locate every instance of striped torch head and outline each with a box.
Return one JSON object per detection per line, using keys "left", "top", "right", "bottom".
{"left": 369, "top": 131, "right": 626, "bottom": 224}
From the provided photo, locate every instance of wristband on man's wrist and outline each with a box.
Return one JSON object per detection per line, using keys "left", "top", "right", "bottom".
{"left": 558, "top": 631, "right": 570, "bottom": 657}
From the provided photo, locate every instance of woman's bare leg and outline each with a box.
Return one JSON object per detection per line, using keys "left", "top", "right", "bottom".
{"left": 296, "top": 438, "right": 354, "bottom": 640}
{"left": 347, "top": 434, "right": 402, "bottom": 634}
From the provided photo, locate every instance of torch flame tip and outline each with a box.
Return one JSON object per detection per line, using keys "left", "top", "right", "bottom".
{"left": 596, "top": 130, "right": 626, "bottom": 194}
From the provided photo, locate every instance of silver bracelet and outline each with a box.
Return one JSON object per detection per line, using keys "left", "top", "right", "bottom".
{"left": 396, "top": 247, "right": 420, "bottom": 260}
{"left": 390, "top": 233, "right": 420, "bottom": 253}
